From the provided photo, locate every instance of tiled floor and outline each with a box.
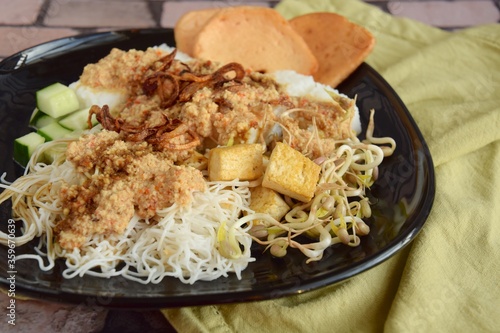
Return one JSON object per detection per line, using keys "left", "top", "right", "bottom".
{"left": 0, "top": 0, "right": 499, "bottom": 332}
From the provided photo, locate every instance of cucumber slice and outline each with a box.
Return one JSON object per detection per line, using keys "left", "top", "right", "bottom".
{"left": 36, "top": 83, "right": 80, "bottom": 118}
{"left": 30, "top": 108, "right": 63, "bottom": 129}
{"left": 29, "top": 108, "right": 41, "bottom": 124}
{"left": 59, "top": 107, "right": 97, "bottom": 131}
{"left": 37, "top": 122, "right": 73, "bottom": 141}
{"left": 13, "top": 132, "right": 46, "bottom": 166}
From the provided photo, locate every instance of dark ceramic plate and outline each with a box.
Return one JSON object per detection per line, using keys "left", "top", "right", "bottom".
{"left": 0, "top": 29, "right": 435, "bottom": 309}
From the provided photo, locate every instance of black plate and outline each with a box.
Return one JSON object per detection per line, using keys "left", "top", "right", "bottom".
{"left": 0, "top": 29, "right": 435, "bottom": 309}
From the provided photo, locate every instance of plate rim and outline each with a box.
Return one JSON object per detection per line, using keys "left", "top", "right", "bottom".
{"left": 0, "top": 28, "right": 436, "bottom": 309}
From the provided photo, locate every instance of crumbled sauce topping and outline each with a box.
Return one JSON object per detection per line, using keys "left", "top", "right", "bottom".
{"left": 56, "top": 47, "right": 355, "bottom": 250}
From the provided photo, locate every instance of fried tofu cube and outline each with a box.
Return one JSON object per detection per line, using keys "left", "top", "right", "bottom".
{"left": 208, "top": 144, "right": 264, "bottom": 181}
{"left": 249, "top": 186, "right": 290, "bottom": 225}
{"left": 262, "top": 142, "right": 320, "bottom": 202}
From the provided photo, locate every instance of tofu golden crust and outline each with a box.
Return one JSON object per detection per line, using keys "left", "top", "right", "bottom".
{"left": 208, "top": 143, "right": 264, "bottom": 181}
{"left": 249, "top": 186, "right": 290, "bottom": 225}
{"left": 262, "top": 142, "right": 321, "bottom": 202}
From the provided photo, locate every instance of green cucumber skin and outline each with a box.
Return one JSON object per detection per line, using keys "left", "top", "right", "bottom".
{"left": 13, "top": 132, "right": 46, "bottom": 166}
{"left": 36, "top": 83, "right": 80, "bottom": 118}
{"left": 37, "top": 122, "right": 73, "bottom": 141}
{"left": 59, "top": 107, "right": 96, "bottom": 131}
{"left": 35, "top": 114, "right": 59, "bottom": 129}
{"left": 20, "top": 84, "right": 100, "bottom": 166}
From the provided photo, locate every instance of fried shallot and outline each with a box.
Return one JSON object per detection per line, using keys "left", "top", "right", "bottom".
{"left": 87, "top": 50, "right": 247, "bottom": 151}
{"left": 88, "top": 105, "right": 200, "bottom": 151}
{"left": 142, "top": 50, "right": 246, "bottom": 108}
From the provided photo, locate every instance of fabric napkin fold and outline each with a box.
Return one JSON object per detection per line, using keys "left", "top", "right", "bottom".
{"left": 162, "top": 0, "right": 500, "bottom": 332}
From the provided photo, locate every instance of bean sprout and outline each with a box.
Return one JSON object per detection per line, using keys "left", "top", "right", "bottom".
{"left": 219, "top": 109, "right": 396, "bottom": 262}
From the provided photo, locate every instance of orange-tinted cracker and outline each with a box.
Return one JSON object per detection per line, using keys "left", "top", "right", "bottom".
{"left": 289, "top": 12, "right": 375, "bottom": 87}
{"left": 192, "top": 6, "right": 318, "bottom": 75}
{"left": 174, "top": 8, "right": 220, "bottom": 56}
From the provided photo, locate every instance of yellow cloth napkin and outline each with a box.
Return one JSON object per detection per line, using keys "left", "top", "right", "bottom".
{"left": 162, "top": 1, "right": 500, "bottom": 331}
